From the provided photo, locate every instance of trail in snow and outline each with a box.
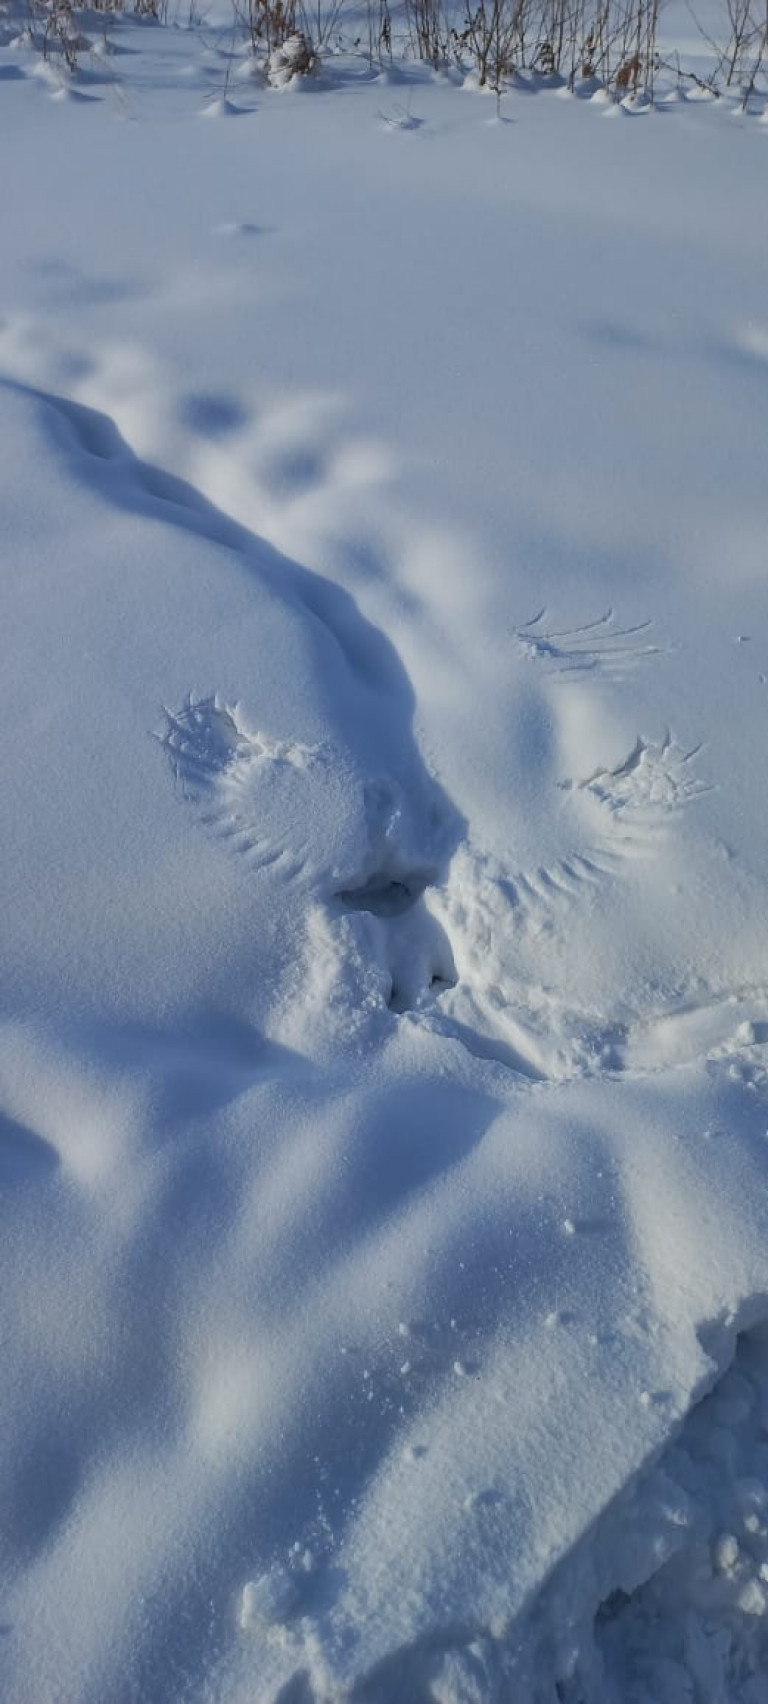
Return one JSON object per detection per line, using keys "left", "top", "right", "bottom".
{"left": 28, "top": 370, "right": 763, "bottom": 1091}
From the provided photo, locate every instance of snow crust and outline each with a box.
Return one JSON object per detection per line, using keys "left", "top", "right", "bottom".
{"left": 1, "top": 17, "right": 768, "bottom": 1701}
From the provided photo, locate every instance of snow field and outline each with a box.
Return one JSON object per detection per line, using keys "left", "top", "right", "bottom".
{"left": 1, "top": 17, "right": 768, "bottom": 1702}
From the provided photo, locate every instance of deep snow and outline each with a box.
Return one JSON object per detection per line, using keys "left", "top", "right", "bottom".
{"left": 1, "top": 13, "right": 768, "bottom": 1701}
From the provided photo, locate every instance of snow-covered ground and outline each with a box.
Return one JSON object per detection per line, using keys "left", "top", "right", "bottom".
{"left": 1, "top": 13, "right": 768, "bottom": 1701}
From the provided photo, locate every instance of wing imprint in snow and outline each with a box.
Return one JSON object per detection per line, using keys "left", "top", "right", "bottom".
{"left": 564, "top": 733, "right": 712, "bottom": 851}
{"left": 516, "top": 607, "right": 666, "bottom": 682}
{"left": 159, "top": 693, "right": 318, "bottom": 879}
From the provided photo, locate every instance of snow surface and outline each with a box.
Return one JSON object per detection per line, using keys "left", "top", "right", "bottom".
{"left": 1, "top": 15, "right": 768, "bottom": 1702}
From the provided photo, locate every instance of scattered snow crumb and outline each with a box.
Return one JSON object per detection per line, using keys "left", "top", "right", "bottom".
{"left": 738, "top": 1578, "right": 767, "bottom": 1615}
{"left": 713, "top": 1532, "right": 740, "bottom": 1572}
{"left": 238, "top": 1566, "right": 299, "bottom": 1630}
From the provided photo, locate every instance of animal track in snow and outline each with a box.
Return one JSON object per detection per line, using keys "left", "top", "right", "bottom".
{"left": 161, "top": 694, "right": 315, "bottom": 793}
{"left": 336, "top": 871, "right": 434, "bottom": 918}
{"left": 327, "top": 823, "right": 608, "bottom": 1064}
{"left": 334, "top": 779, "right": 443, "bottom": 914}
{"left": 432, "top": 839, "right": 618, "bottom": 963}
{"left": 565, "top": 732, "right": 712, "bottom": 834}
{"left": 516, "top": 606, "right": 666, "bottom": 682}
{"left": 415, "top": 843, "right": 619, "bottom": 1080}
{"left": 160, "top": 694, "right": 318, "bottom": 879}
{"left": 10, "top": 333, "right": 733, "bottom": 1092}
{"left": 403, "top": 835, "right": 768, "bottom": 1087}
{"left": 332, "top": 779, "right": 457, "bottom": 1014}
{"left": 321, "top": 736, "right": 714, "bottom": 1080}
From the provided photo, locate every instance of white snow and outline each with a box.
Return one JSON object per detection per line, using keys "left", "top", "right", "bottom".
{"left": 1, "top": 8, "right": 768, "bottom": 1702}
